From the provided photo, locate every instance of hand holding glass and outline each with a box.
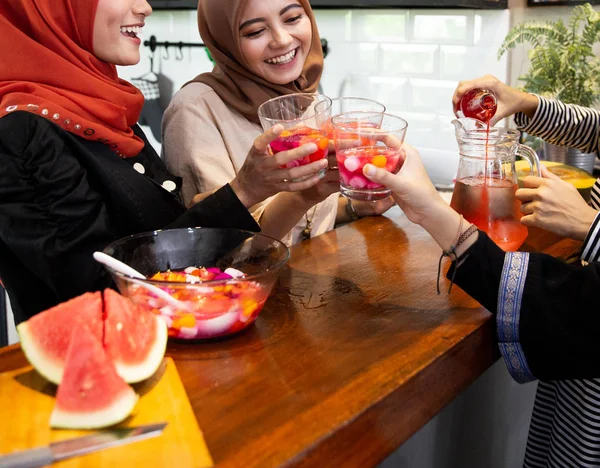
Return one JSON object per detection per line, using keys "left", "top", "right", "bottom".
{"left": 332, "top": 112, "right": 408, "bottom": 201}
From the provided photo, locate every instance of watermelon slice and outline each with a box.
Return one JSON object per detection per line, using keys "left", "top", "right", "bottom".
{"left": 103, "top": 289, "right": 167, "bottom": 383}
{"left": 50, "top": 326, "right": 138, "bottom": 429}
{"left": 17, "top": 292, "right": 103, "bottom": 384}
{"left": 19, "top": 289, "right": 166, "bottom": 385}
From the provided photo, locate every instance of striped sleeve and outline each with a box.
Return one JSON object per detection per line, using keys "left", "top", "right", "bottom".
{"left": 581, "top": 178, "right": 600, "bottom": 263}
{"left": 591, "top": 179, "right": 600, "bottom": 210}
{"left": 514, "top": 96, "right": 600, "bottom": 155}
{"left": 582, "top": 212, "right": 600, "bottom": 263}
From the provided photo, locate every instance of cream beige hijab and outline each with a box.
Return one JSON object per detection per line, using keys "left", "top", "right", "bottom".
{"left": 189, "top": 0, "right": 324, "bottom": 124}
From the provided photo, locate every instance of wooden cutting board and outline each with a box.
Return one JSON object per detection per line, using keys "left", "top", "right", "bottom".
{"left": 0, "top": 357, "right": 212, "bottom": 467}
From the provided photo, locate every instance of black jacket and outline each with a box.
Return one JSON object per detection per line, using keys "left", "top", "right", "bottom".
{"left": 0, "top": 111, "right": 259, "bottom": 323}
{"left": 449, "top": 231, "right": 600, "bottom": 380}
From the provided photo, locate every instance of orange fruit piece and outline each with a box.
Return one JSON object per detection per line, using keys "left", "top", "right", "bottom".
{"left": 371, "top": 155, "right": 387, "bottom": 168}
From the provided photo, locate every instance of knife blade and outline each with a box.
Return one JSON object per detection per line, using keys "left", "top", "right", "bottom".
{"left": 0, "top": 422, "right": 167, "bottom": 468}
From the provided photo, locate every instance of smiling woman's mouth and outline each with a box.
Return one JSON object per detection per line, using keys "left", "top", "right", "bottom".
{"left": 265, "top": 48, "right": 298, "bottom": 65}
{"left": 120, "top": 25, "right": 142, "bottom": 39}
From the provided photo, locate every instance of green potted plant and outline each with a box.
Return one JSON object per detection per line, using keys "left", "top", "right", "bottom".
{"left": 497, "top": 3, "right": 600, "bottom": 173}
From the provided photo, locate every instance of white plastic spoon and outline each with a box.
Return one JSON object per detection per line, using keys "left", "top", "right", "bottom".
{"left": 93, "top": 251, "right": 192, "bottom": 311}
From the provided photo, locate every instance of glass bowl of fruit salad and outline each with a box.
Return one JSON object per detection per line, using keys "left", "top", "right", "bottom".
{"left": 102, "top": 228, "right": 289, "bottom": 341}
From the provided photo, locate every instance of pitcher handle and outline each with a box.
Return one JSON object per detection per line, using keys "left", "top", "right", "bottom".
{"left": 515, "top": 143, "right": 541, "bottom": 177}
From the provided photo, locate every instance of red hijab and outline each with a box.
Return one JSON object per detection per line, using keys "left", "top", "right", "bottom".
{"left": 190, "top": 0, "right": 323, "bottom": 124}
{"left": 0, "top": 0, "right": 145, "bottom": 157}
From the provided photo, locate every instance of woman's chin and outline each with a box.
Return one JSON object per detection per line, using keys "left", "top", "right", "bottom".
{"left": 113, "top": 54, "right": 141, "bottom": 67}
{"left": 264, "top": 68, "right": 303, "bottom": 86}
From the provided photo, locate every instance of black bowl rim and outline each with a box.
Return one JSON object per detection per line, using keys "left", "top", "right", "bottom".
{"left": 102, "top": 227, "right": 290, "bottom": 286}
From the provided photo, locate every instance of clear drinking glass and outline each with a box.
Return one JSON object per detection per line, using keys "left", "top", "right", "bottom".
{"left": 257, "top": 93, "right": 332, "bottom": 181}
{"left": 332, "top": 112, "right": 408, "bottom": 201}
{"left": 318, "top": 97, "right": 386, "bottom": 139}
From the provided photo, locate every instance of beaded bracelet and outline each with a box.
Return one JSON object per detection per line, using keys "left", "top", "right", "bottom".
{"left": 436, "top": 217, "right": 478, "bottom": 294}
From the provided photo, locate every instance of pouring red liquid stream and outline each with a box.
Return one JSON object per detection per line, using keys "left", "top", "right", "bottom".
{"left": 453, "top": 88, "right": 497, "bottom": 162}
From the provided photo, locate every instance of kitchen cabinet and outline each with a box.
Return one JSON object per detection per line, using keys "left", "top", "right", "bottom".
{"left": 528, "top": 0, "right": 600, "bottom": 5}
{"left": 148, "top": 0, "right": 197, "bottom": 8}
{"left": 309, "top": 0, "right": 506, "bottom": 7}
{"left": 148, "top": 0, "right": 507, "bottom": 9}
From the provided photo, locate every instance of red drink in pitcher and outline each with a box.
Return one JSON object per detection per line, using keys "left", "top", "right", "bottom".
{"left": 450, "top": 176, "right": 528, "bottom": 251}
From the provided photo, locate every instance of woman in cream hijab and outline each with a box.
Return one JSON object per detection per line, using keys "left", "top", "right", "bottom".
{"left": 163, "top": 0, "right": 394, "bottom": 245}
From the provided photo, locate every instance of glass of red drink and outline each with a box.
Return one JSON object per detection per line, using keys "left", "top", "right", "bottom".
{"left": 450, "top": 118, "right": 541, "bottom": 251}
{"left": 331, "top": 112, "right": 408, "bottom": 201}
{"left": 257, "top": 93, "right": 332, "bottom": 181}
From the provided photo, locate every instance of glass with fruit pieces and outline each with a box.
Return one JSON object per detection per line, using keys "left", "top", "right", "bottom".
{"left": 258, "top": 93, "right": 332, "bottom": 181}
{"left": 332, "top": 111, "right": 408, "bottom": 201}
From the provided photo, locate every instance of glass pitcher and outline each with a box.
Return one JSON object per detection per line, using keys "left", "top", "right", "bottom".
{"left": 450, "top": 118, "right": 541, "bottom": 252}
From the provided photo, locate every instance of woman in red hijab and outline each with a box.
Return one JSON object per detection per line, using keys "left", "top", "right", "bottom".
{"left": 0, "top": 0, "right": 322, "bottom": 323}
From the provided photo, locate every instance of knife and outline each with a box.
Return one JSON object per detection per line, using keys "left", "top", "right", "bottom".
{"left": 0, "top": 422, "right": 167, "bottom": 468}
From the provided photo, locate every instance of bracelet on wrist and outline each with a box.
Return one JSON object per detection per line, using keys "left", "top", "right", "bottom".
{"left": 436, "top": 216, "right": 478, "bottom": 294}
{"left": 345, "top": 197, "right": 360, "bottom": 221}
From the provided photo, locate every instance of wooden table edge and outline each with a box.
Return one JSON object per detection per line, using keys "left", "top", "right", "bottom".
{"left": 282, "top": 316, "right": 498, "bottom": 467}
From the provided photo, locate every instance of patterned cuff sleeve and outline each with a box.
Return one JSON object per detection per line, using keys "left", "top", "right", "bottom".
{"left": 514, "top": 94, "right": 546, "bottom": 134}
{"left": 581, "top": 211, "right": 600, "bottom": 263}
{"left": 496, "top": 251, "right": 536, "bottom": 383}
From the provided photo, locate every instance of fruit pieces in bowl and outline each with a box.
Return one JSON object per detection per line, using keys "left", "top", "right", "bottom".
{"left": 102, "top": 228, "right": 290, "bottom": 341}
{"left": 133, "top": 266, "right": 268, "bottom": 340}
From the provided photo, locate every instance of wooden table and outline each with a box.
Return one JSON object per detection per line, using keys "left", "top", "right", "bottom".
{"left": 0, "top": 207, "right": 582, "bottom": 467}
